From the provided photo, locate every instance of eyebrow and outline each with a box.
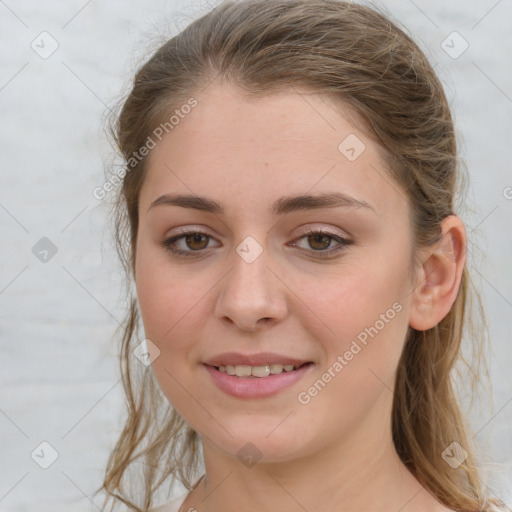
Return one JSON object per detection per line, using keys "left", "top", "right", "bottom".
{"left": 147, "top": 192, "right": 375, "bottom": 215}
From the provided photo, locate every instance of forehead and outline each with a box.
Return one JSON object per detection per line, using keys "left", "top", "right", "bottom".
{"left": 140, "top": 82, "right": 408, "bottom": 221}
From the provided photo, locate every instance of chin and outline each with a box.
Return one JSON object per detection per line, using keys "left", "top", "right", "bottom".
{"left": 197, "top": 414, "right": 322, "bottom": 465}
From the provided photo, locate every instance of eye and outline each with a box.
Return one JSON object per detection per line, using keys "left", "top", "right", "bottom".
{"left": 161, "top": 227, "right": 352, "bottom": 258}
{"left": 289, "top": 228, "right": 353, "bottom": 258}
{"left": 161, "top": 229, "right": 218, "bottom": 257}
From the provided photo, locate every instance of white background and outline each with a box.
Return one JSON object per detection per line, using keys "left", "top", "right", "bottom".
{"left": 1, "top": 0, "right": 511, "bottom": 510}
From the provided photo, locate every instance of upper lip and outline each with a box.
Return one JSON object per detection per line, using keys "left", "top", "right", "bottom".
{"left": 203, "top": 352, "right": 311, "bottom": 367}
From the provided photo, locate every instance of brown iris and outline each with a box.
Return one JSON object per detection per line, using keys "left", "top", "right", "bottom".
{"left": 185, "top": 233, "right": 210, "bottom": 250}
{"left": 307, "top": 233, "right": 331, "bottom": 251}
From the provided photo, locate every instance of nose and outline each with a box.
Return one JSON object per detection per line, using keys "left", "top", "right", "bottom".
{"left": 214, "top": 244, "right": 289, "bottom": 332}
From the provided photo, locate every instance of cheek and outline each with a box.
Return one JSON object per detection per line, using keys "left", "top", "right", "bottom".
{"left": 135, "top": 232, "right": 198, "bottom": 338}
{"left": 301, "top": 251, "right": 409, "bottom": 348}
{"left": 294, "top": 250, "right": 410, "bottom": 404}
{"left": 136, "top": 262, "right": 203, "bottom": 349}
{"left": 134, "top": 241, "right": 216, "bottom": 382}
{"left": 290, "top": 280, "right": 408, "bottom": 451}
{"left": 135, "top": 255, "right": 207, "bottom": 417}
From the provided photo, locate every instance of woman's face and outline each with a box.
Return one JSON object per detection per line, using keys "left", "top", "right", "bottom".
{"left": 135, "top": 82, "right": 417, "bottom": 462}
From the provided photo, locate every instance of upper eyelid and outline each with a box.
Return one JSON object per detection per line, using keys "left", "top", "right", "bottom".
{"left": 166, "top": 228, "right": 347, "bottom": 243}
{"left": 164, "top": 227, "right": 351, "bottom": 254}
{"left": 166, "top": 223, "right": 350, "bottom": 239}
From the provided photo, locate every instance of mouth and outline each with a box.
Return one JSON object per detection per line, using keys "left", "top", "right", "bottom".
{"left": 203, "top": 361, "right": 315, "bottom": 399}
{"left": 209, "top": 362, "right": 313, "bottom": 378}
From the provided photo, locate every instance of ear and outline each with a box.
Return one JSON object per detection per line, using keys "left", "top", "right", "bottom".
{"left": 409, "top": 215, "right": 467, "bottom": 331}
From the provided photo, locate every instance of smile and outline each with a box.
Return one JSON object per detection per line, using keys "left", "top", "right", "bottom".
{"left": 203, "top": 362, "right": 314, "bottom": 398}
{"left": 214, "top": 363, "right": 307, "bottom": 378}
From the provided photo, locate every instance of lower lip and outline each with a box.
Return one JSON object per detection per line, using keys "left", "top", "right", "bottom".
{"left": 203, "top": 363, "right": 314, "bottom": 399}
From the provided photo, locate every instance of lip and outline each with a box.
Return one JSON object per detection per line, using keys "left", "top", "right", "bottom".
{"left": 203, "top": 351, "right": 310, "bottom": 367}
{"left": 203, "top": 362, "right": 314, "bottom": 399}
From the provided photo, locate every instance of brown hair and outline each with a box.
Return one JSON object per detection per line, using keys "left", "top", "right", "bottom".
{"left": 94, "top": 1, "right": 507, "bottom": 511}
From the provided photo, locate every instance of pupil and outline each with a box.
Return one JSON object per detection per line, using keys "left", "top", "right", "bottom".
{"left": 310, "top": 234, "right": 329, "bottom": 250}
{"left": 188, "top": 233, "right": 207, "bottom": 249}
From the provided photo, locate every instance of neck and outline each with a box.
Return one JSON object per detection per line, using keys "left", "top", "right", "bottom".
{"left": 184, "top": 391, "right": 444, "bottom": 512}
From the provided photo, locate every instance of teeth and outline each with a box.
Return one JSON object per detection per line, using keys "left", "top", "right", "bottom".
{"left": 217, "top": 363, "right": 302, "bottom": 378}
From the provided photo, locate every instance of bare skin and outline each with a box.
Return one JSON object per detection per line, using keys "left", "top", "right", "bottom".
{"left": 137, "top": 80, "right": 466, "bottom": 512}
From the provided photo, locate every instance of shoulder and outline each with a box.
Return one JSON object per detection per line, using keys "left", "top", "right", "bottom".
{"left": 148, "top": 491, "right": 190, "bottom": 512}
{"left": 466, "top": 502, "right": 512, "bottom": 512}
{"left": 486, "top": 504, "right": 512, "bottom": 512}
{"left": 435, "top": 501, "right": 511, "bottom": 512}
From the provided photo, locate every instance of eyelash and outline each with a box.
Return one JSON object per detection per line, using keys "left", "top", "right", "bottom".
{"left": 161, "top": 228, "right": 353, "bottom": 259}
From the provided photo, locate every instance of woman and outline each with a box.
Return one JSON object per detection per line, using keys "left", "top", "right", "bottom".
{"left": 96, "top": 1, "right": 510, "bottom": 511}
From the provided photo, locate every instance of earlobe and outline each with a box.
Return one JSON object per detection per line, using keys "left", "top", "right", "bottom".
{"left": 408, "top": 216, "right": 466, "bottom": 331}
